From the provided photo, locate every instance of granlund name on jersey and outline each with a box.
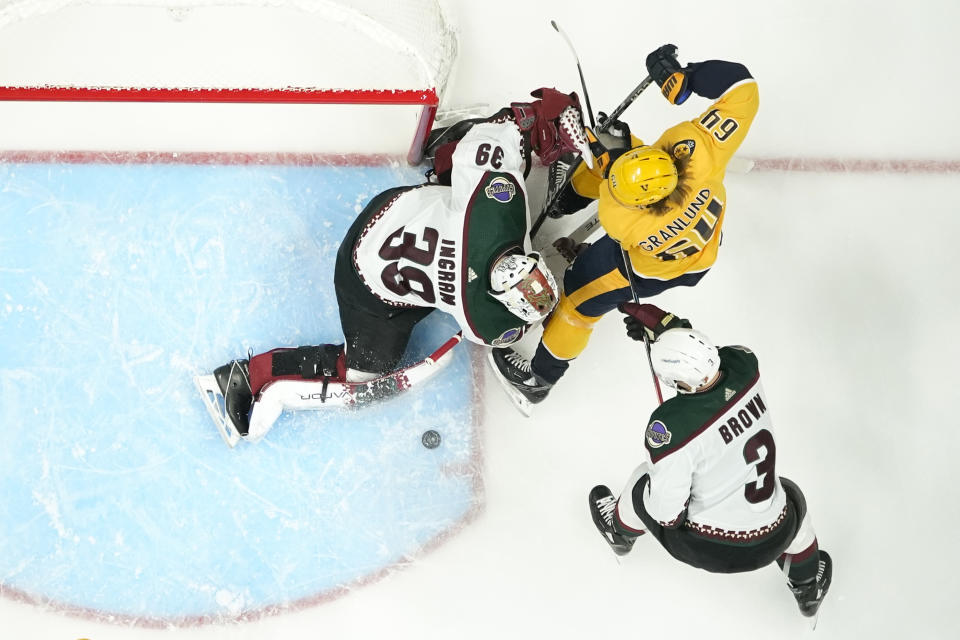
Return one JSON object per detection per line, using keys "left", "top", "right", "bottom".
{"left": 642, "top": 346, "right": 787, "bottom": 541}
{"left": 353, "top": 122, "right": 534, "bottom": 347}
{"left": 600, "top": 78, "right": 759, "bottom": 281}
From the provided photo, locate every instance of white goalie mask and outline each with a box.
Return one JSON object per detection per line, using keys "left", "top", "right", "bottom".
{"left": 650, "top": 328, "right": 720, "bottom": 393}
{"left": 488, "top": 251, "right": 558, "bottom": 323}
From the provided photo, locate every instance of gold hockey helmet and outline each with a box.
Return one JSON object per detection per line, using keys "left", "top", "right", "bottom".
{"left": 607, "top": 146, "right": 678, "bottom": 207}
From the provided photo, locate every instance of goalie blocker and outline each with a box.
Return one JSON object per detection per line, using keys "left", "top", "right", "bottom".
{"left": 195, "top": 333, "right": 462, "bottom": 447}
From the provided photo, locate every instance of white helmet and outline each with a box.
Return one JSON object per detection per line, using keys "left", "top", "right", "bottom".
{"left": 650, "top": 328, "right": 720, "bottom": 393}
{"left": 488, "top": 250, "right": 558, "bottom": 322}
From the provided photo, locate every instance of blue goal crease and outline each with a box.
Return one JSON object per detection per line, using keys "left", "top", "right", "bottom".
{"left": 0, "top": 162, "right": 480, "bottom": 621}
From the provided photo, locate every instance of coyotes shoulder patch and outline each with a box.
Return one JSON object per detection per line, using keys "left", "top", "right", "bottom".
{"left": 646, "top": 419, "right": 672, "bottom": 449}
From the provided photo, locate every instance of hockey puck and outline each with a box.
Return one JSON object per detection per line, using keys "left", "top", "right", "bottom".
{"left": 421, "top": 429, "right": 441, "bottom": 449}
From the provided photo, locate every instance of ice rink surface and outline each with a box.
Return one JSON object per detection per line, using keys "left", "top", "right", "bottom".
{"left": 0, "top": 161, "right": 481, "bottom": 622}
{"left": 2, "top": 1, "right": 960, "bottom": 638}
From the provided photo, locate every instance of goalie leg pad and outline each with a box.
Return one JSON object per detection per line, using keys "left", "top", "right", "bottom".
{"left": 243, "top": 346, "right": 346, "bottom": 442}
{"left": 271, "top": 344, "right": 345, "bottom": 379}
{"left": 248, "top": 345, "right": 346, "bottom": 394}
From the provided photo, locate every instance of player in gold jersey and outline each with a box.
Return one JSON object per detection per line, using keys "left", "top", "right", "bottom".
{"left": 491, "top": 45, "right": 759, "bottom": 410}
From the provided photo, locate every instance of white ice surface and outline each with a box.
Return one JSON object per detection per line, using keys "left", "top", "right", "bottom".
{"left": 3, "top": 1, "right": 960, "bottom": 638}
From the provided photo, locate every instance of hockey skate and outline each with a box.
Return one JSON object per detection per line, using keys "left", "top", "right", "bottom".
{"left": 542, "top": 151, "right": 578, "bottom": 218}
{"left": 194, "top": 359, "right": 253, "bottom": 448}
{"left": 487, "top": 347, "right": 552, "bottom": 417}
{"left": 788, "top": 551, "right": 833, "bottom": 618}
{"left": 588, "top": 485, "right": 640, "bottom": 556}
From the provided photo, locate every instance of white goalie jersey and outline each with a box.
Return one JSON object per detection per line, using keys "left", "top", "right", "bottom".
{"left": 352, "top": 122, "right": 537, "bottom": 346}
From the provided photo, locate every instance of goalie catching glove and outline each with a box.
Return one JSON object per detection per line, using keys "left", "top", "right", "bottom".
{"left": 511, "top": 88, "right": 593, "bottom": 168}
{"left": 618, "top": 302, "right": 691, "bottom": 342}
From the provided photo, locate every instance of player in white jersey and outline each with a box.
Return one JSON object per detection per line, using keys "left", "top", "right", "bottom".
{"left": 588, "top": 303, "right": 832, "bottom": 618}
{"left": 204, "top": 91, "right": 592, "bottom": 442}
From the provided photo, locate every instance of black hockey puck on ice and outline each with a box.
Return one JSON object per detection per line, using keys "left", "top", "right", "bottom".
{"left": 421, "top": 429, "right": 441, "bottom": 449}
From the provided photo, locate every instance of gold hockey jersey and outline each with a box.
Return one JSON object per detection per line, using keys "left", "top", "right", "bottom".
{"left": 584, "top": 79, "right": 759, "bottom": 280}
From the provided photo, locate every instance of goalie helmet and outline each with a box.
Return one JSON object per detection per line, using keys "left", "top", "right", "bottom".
{"left": 650, "top": 328, "right": 720, "bottom": 393}
{"left": 488, "top": 251, "right": 558, "bottom": 323}
{"left": 608, "top": 146, "right": 678, "bottom": 207}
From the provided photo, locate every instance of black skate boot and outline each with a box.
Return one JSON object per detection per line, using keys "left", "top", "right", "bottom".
{"left": 490, "top": 348, "right": 552, "bottom": 401}
{"left": 213, "top": 359, "right": 253, "bottom": 437}
{"left": 788, "top": 551, "right": 833, "bottom": 617}
{"left": 544, "top": 152, "right": 577, "bottom": 219}
{"left": 589, "top": 485, "right": 640, "bottom": 556}
{"left": 487, "top": 348, "right": 553, "bottom": 417}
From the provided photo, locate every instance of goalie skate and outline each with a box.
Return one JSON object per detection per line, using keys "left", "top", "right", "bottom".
{"left": 195, "top": 372, "right": 245, "bottom": 448}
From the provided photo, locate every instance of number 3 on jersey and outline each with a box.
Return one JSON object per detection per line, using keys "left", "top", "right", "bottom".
{"left": 743, "top": 429, "right": 776, "bottom": 503}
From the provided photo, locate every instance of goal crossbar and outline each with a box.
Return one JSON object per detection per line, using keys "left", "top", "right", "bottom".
{"left": 0, "top": 85, "right": 440, "bottom": 163}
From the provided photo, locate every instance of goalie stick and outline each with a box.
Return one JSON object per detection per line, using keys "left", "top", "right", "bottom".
{"left": 195, "top": 332, "right": 464, "bottom": 448}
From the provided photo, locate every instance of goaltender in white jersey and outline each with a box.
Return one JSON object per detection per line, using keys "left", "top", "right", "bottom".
{"left": 196, "top": 91, "right": 592, "bottom": 445}
{"left": 353, "top": 123, "right": 543, "bottom": 346}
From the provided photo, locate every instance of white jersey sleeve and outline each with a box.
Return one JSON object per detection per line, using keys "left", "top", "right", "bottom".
{"left": 352, "top": 120, "right": 532, "bottom": 345}
{"left": 642, "top": 448, "right": 696, "bottom": 526}
{"left": 449, "top": 122, "right": 527, "bottom": 217}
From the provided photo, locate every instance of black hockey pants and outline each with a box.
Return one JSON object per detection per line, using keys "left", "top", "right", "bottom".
{"left": 630, "top": 474, "right": 807, "bottom": 574}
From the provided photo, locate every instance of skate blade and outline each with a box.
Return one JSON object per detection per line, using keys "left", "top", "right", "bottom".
{"left": 194, "top": 374, "right": 242, "bottom": 448}
{"left": 485, "top": 352, "right": 533, "bottom": 417}
{"left": 809, "top": 606, "right": 824, "bottom": 631}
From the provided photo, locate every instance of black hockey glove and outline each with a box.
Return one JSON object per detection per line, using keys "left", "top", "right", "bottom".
{"left": 618, "top": 302, "right": 691, "bottom": 342}
{"left": 596, "top": 111, "right": 632, "bottom": 153}
{"left": 646, "top": 44, "right": 692, "bottom": 105}
{"left": 597, "top": 111, "right": 631, "bottom": 141}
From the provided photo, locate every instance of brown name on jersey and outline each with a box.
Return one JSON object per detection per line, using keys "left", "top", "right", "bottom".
{"left": 718, "top": 393, "right": 767, "bottom": 444}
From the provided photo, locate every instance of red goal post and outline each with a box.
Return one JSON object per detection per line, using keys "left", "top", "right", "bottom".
{"left": 0, "top": 85, "right": 440, "bottom": 164}
{"left": 0, "top": 0, "right": 457, "bottom": 164}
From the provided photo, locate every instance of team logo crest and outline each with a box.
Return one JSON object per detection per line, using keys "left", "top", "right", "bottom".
{"left": 646, "top": 420, "right": 672, "bottom": 449}
{"left": 671, "top": 139, "right": 696, "bottom": 160}
{"left": 491, "top": 327, "right": 523, "bottom": 346}
{"left": 485, "top": 177, "right": 516, "bottom": 203}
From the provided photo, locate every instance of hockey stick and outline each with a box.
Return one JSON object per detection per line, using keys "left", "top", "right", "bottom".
{"left": 531, "top": 72, "right": 658, "bottom": 239}
{"left": 551, "top": 20, "right": 595, "bottom": 129}
{"left": 620, "top": 246, "right": 664, "bottom": 405}
{"left": 195, "top": 332, "right": 464, "bottom": 447}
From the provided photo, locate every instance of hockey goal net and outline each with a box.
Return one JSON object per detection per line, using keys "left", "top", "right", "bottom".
{"left": 0, "top": 0, "right": 458, "bottom": 162}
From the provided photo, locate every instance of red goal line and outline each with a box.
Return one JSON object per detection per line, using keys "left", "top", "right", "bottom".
{"left": 1, "top": 152, "right": 957, "bottom": 174}
{"left": 752, "top": 157, "right": 960, "bottom": 174}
